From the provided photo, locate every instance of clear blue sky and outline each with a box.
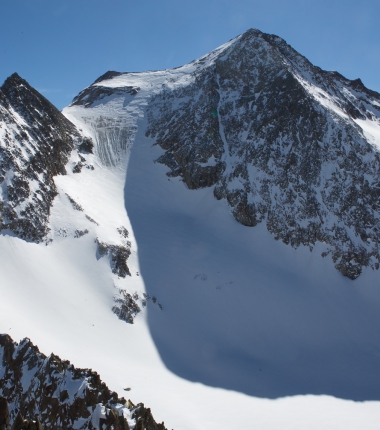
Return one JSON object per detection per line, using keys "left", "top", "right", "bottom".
{"left": 1, "top": 0, "right": 379, "bottom": 109}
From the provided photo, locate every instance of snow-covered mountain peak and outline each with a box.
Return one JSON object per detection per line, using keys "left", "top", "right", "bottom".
{"left": 63, "top": 27, "right": 380, "bottom": 279}
{"left": 2, "top": 29, "right": 380, "bottom": 430}
{"left": 2, "top": 28, "right": 380, "bottom": 278}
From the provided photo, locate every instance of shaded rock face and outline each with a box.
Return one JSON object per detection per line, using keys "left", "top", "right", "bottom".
{"left": 146, "top": 29, "right": 380, "bottom": 279}
{"left": 0, "top": 334, "right": 167, "bottom": 430}
{"left": 147, "top": 70, "right": 225, "bottom": 190}
{"left": 0, "top": 73, "right": 80, "bottom": 242}
{"left": 0, "top": 395, "right": 10, "bottom": 430}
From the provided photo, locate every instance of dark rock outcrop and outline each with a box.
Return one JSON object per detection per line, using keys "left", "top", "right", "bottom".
{"left": 113, "top": 290, "right": 163, "bottom": 324}
{"left": 0, "top": 396, "right": 10, "bottom": 430}
{"left": 132, "top": 402, "right": 167, "bottom": 430}
{"left": 96, "top": 238, "right": 132, "bottom": 277}
{"left": 71, "top": 85, "right": 140, "bottom": 108}
{"left": 112, "top": 291, "right": 141, "bottom": 324}
{"left": 11, "top": 411, "right": 43, "bottom": 430}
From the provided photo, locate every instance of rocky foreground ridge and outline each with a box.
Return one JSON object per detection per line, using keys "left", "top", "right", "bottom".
{"left": 0, "top": 335, "right": 168, "bottom": 430}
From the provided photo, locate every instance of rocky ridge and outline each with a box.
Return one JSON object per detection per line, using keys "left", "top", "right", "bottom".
{"left": 0, "top": 334, "right": 168, "bottom": 430}
{"left": 0, "top": 74, "right": 82, "bottom": 242}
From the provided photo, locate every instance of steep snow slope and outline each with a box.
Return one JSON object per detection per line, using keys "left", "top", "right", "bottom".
{"left": 66, "top": 30, "right": 380, "bottom": 423}
{"left": 1, "top": 145, "right": 379, "bottom": 429}
{"left": 1, "top": 28, "right": 380, "bottom": 429}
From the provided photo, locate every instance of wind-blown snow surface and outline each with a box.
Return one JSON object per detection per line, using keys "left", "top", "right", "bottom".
{"left": 1, "top": 34, "right": 380, "bottom": 428}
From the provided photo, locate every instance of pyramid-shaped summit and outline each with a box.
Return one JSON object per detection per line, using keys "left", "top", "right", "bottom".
{"left": 143, "top": 28, "right": 380, "bottom": 279}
